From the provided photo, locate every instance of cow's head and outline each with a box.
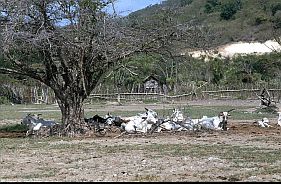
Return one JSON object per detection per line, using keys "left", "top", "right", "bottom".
{"left": 171, "top": 108, "right": 184, "bottom": 122}
{"left": 219, "top": 109, "right": 234, "bottom": 122}
{"left": 218, "top": 109, "right": 234, "bottom": 130}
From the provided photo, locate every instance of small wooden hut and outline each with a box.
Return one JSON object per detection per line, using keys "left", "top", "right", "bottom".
{"left": 143, "top": 75, "right": 160, "bottom": 93}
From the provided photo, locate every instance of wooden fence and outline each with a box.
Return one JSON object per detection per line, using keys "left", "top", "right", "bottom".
{"left": 3, "top": 82, "right": 280, "bottom": 104}
{"left": 87, "top": 88, "right": 281, "bottom": 103}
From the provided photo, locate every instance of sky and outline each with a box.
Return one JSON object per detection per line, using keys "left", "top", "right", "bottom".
{"left": 110, "top": 0, "right": 163, "bottom": 16}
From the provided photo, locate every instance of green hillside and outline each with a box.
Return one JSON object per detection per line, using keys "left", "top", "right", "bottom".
{"left": 127, "top": 0, "right": 281, "bottom": 47}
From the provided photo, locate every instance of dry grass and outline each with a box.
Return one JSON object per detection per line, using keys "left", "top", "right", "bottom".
{"left": 1, "top": 100, "right": 281, "bottom": 182}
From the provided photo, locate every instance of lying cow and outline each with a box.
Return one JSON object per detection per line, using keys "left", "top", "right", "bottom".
{"left": 153, "top": 109, "right": 197, "bottom": 132}
{"left": 119, "top": 108, "right": 158, "bottom": 134}
{"left": 84, "top": 114, "right": 114, "bottom": 134}
{"left": 21, "top": 113, "right": 58, "bottom": 137}
{"left": 254, "top": 117, "right": 271, "bottom": 128}
{"left": 197, "top": 109, "right": 235, "bottom": 131}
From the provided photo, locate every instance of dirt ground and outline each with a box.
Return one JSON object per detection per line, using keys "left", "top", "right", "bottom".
{"left": 1, "top": 99, "right": 281, "bottom": 182}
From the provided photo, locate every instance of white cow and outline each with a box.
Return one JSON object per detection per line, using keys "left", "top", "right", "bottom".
{"left": 159, "top": 118, "right": 183, "bottom": 131}
{"left": 255, "top": 117, "right": 271, "bottom": 128}
{"left": 21, "top": 113, "right": 58, "bottom": 137}
{"left": 153, "top": 109, "right": 233, "bottom": 132}
{"left": 121, "top": 108, "right": 158, "bottom": 134}
{"left": 171, "top": 108, "right": 184, "bottom": 122}
{"left": 197, "top": 110, "right": 234, "bottom": 131}
{"left": 199, "top": 116, "right": 222, "bottom": 130}
{"left": 157, "top": 109, "right": 200, "bottom": 132}
{"left": 159, "top": 109, "right": 186, "bottom": 131}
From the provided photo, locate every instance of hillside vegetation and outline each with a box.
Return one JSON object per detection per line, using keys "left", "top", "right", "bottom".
{"left": 98, "top": 0, "right": 281, "bottom": 95}
{"left": 128, "top": 0, "right": 281, "bottom": 47}
{"left": 0, "top": 0, "right": 281, "bottom": 104}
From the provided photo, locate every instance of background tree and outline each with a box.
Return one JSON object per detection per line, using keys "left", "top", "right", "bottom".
{"left": 0, "top": 0, "right": 177, "bottom": 135}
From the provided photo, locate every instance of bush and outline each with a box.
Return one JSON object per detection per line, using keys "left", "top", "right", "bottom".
{"left": 0, "top": 124, "right": 29, "bottom": 132}
{"left": 0, "top": 96, "right": 9, "bottom": 104}
{"left": 272, "top": 10, "right": 281, "bottom": 28}
{"left": 271, "top": 3, "right": 281, "bottom": 16}
{"left": 204, "top": 0, "right": 221, "bottom": 13}
{"left": 254, "top": 15, "right": 268, "bottom": 25}
{"left": 220, "top": 0, "right": 242, "bottom": 20}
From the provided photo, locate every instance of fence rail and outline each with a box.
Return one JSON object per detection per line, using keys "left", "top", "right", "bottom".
{"left": 88, "top": 88, "right": 281, "bottom": 103}
{"left": 3, "top": 81, "right": 280, "bottom": 104}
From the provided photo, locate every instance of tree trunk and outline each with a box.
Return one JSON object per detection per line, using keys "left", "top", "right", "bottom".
{"left": 56, "top": 95, "right": 87, "bottom": 136}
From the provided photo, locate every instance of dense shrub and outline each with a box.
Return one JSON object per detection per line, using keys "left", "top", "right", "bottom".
{"left": 220, "top": 0, "right": 242, "bottom": 20}
{"left": 0, "top": 96, "right": 9, "bottom": 104}
{"left": 204, "top": 0, "right": 221, "bottom": 13}
{"left": 271, "top": 3, "right": 281, "bottom": 16}
{"left": 0, "top": 124, "right": 29, "bottom": 133}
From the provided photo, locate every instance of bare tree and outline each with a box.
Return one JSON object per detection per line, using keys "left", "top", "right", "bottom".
{"left": 0, "top": 0, "right": 181, "bottom": 135}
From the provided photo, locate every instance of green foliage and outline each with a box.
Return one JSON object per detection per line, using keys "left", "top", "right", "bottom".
{"left": 0, "top": 96, "right": 10, "bottom": 104}
{"left": 254, "top": 14, "right": 268, "bottom": 25}
{"left": 0, "top": 85, "right": 17, "bottom": 104}
{"left": 208, "top": 0, "right": 221, "bottom": 7}
{"left": 78, "top": 0, "right": 107, "bottom": 11}
{"left": 271, "top": 3, "right": 281, "bottom": 16}
{"left": 161, "top": 0, "right": 193, "bottom": 7}
{"left": 1, "top": 0, "right": 281, "bottom": 97}
{"left": 209, "top": 58, "right": 226, "bottom": 84}
{"left": 179, "top": 0, "right": 193, "bottom": 7}
{"left": 103, "top": 53, "right": 176, "bottom": 92}
{"left": 272, "top": 10, "right": 281, "bottom": 28}
{"left": 166, "top": 77, "right": 175, "bottom": 86}
{"left": 103, "top": 51, "right": 281, "bottom": 93}
{"left": 204, "top": 0, "right": 221, "bottom": 13}
{"left": 221, "top": 53, "right": 281, "bottom": 85}
{"left": 220, "top": 0, "right": 242, "bottom": 20}
{"left": 130, "top": 0, "right": 281, "bottom": 43}
{"left": 204, "top": 3, "right": 213, "bottom": 14}
{"left": 0, "top": 124, "right": 29, "bottom": 132}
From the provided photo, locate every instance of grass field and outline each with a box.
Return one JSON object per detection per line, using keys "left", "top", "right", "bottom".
{"left": 0, "top": 99, "right": 278, "bottom": 123}
{"left": 0, "top": 99, "right": 281, "bottom": 182}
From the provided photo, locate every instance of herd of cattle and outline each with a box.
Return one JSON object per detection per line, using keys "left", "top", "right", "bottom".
{"left": 21, "top": 108, "right": 281, "bottom": 138}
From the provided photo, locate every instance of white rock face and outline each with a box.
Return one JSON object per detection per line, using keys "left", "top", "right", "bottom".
{"left": 219, "top": 40, "right": 281, "bottom": 57}
{"left": 187, "top": 39, "right": 281, "bottom": 60}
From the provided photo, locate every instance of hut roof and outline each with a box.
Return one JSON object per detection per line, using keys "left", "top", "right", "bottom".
{"left": 143, "top": 75, "right": 159, "bottom": 82}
